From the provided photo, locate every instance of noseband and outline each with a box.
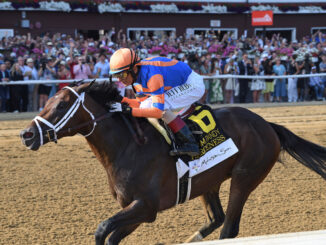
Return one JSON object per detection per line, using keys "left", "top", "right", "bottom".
{"left": 33, "top": 86, "right": 96, "bottom": 146}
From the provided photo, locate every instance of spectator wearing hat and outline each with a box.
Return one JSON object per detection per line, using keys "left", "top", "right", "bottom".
{"left": 0, "top": 63, "right": 10, "bottom": 112}
{"left": 309, "top": 66, "right": 324, "bottom": 101}
{"left": 24, "top": 58, "right": 39, "bottom": 111}
{"left": 93, "top": 53, "right": 110, "bottom": 78}
{"left": 23, "top": 58, "right": 38, "bottom": 80}
{"left": 45, "top": 41, "right": 56, "bottom": 57}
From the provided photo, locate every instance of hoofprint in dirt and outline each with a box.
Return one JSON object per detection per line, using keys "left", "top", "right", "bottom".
{"left": 1, "top": 105, "right": 326, "bottom": 245}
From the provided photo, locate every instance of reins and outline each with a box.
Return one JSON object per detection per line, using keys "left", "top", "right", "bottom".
{"left": 60, "top": 112, "right": 111, "bottom": 135}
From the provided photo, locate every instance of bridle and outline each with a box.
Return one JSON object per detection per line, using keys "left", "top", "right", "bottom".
{"left": 32, "top": 84, "right": 145, "bottom": 147}
{"left": 33, "top": 86, "right": 97, "bottom": 146}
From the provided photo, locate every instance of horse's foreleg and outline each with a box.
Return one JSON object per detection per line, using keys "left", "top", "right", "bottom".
{"left": 106, "top": 224, "right": 139, "bottom": 245}
{"left": 185, "top": 185, "right": 225, "bottom": 243}
{"left": 95, "top": 199, "right": 157, "bottom": 245}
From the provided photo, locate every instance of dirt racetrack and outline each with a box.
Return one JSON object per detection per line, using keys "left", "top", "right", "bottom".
{"left": 1, "top": 104, "right": 326, "bottom": 245}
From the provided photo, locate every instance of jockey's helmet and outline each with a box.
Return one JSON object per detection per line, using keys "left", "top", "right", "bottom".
{"left": 109, "top": 48, "right": 140, "bottom": 75}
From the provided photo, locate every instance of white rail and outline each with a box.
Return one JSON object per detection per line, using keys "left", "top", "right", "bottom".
{"left": 179, "top": 230, "right": 326, "bottom": 245}
{"left": 1, "top": 73, "right": 326, "bottom": 85}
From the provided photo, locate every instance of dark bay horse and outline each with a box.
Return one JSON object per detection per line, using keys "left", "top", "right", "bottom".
{"left": 20, "top": 82, "right": 326, "bottom": 245}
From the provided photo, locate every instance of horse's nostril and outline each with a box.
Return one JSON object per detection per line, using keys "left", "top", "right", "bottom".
{"left": 23, "top": 131, "right": 34, "bottom": 139}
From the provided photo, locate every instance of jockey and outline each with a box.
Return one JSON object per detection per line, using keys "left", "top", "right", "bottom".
{"left": 110, "top": 48, "right": 205, "bottom": 157}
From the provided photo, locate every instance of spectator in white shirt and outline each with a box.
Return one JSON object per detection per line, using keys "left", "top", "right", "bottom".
{"left": 24, "top": 58, "right": 39, "bottom": 111}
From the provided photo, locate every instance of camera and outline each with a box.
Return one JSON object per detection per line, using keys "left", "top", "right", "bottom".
{"left": 39, "top": 58, "right": 47, "bottom": 70}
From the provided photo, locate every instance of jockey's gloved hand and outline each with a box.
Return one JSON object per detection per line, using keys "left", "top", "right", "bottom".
{"left": 121, "top": 103, "right": 132, "bottom": 116}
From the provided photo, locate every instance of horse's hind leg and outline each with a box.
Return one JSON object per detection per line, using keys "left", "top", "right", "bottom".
{"left": 219, "top": 171, "right": 266, "bottom": 239}
{"left": 185, "top": 185, "right": 225, "bottom": 243}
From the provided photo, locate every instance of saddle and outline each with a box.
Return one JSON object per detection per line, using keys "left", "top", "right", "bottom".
{"left": 174, "top": 104, "right": 229, "bottom": 161}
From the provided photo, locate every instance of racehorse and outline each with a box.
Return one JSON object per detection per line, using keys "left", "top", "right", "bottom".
{"left": 20, "top": 82, "right": 326, "bottom": 245}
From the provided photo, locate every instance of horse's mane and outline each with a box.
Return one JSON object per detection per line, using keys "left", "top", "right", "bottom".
{"left": 80, "top": 81, "right": 121, "bottom": 111}
{"left": 75, "top": 81, "right": 149, "bottom": 130}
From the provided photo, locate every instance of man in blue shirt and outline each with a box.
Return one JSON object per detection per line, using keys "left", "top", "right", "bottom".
{"left": 93, "top": 53, "right": 110, "bottom": 78}
{"left": 309, "top": 66, "right": 324, "bottom": 101}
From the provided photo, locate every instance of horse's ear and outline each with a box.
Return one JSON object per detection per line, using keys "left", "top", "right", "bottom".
{"left": 85, "top": 80, "right": 96, "bottom": 93}
{"left": 88, "top": 80, "right": 96, "bottom": 90}
{"left": 77, "top": 79, "right": 84, "bottom": 87}
{"left": 77, "top": 80, "right": 96, "bottom": 93}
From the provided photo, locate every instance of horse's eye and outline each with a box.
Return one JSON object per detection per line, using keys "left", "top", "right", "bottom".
{"left": 57, "top": 102, "right": 66, "bottom": 110}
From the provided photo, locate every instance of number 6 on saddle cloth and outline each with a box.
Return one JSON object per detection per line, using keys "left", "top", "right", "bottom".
{"left": 149, "top": 104, "right": 239, "bottom": 205}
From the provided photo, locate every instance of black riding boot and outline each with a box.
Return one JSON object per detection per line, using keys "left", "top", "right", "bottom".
{"left": 170, "top": 124, "right": 200, "bottom": 157}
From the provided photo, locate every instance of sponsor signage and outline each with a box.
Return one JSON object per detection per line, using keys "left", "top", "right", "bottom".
{"left": 252, "top": 11, "right": 273, "bottom": 26}
{"left": 210, "top": 20, "right": 221, "bottom": 27}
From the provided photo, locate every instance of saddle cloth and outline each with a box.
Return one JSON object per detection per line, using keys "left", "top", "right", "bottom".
{"left": 176, "top": 104, "right": 239, "bottom": 178}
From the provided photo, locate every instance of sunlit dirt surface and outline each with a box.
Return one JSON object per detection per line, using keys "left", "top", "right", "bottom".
{"left": 1, "top": 105, "right": 326, "bottom": 245}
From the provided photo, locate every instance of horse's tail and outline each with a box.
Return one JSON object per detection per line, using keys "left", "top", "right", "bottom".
{"left": 269, "top": 122, "right": 326, "bottom": 180}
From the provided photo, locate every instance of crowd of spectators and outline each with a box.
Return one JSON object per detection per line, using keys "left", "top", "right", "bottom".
{"left": 0, "top": 28, "right": 326, "bottom": 113}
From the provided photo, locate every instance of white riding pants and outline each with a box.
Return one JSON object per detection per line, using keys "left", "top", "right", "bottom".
{"left": 139, "top": 71, "right": 205, "bottom": 123}
{"left": 140, "top": 71, "right": 205, "bottom": 123}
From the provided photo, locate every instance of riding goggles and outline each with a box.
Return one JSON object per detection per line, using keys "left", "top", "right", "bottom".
{"left": 112, "top": 70, "right": 128, "bottom": 80}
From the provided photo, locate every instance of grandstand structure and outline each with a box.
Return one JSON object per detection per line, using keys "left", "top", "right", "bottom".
{"left": 0, "top": 0, "right": 325, "bottom": 41}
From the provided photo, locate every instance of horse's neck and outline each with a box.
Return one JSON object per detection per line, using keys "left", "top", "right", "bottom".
{"left": 85, "top": 114, "right": 130, "bottom": 169}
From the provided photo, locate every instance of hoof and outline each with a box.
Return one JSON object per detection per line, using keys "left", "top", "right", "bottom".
{"left": 185, "top": 231, "right": 203, "bottom": 243}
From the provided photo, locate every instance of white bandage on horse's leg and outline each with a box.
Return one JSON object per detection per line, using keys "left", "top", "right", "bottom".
{"left": 185, "top": 231, "right": 203, "bottom": 243}
{"left": 162, "top": 110, "right": 177, "bottom": 124}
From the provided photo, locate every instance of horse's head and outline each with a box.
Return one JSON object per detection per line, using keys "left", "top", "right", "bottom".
{"left": 20, "top": 81, "right": 121, "bottom": 151}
